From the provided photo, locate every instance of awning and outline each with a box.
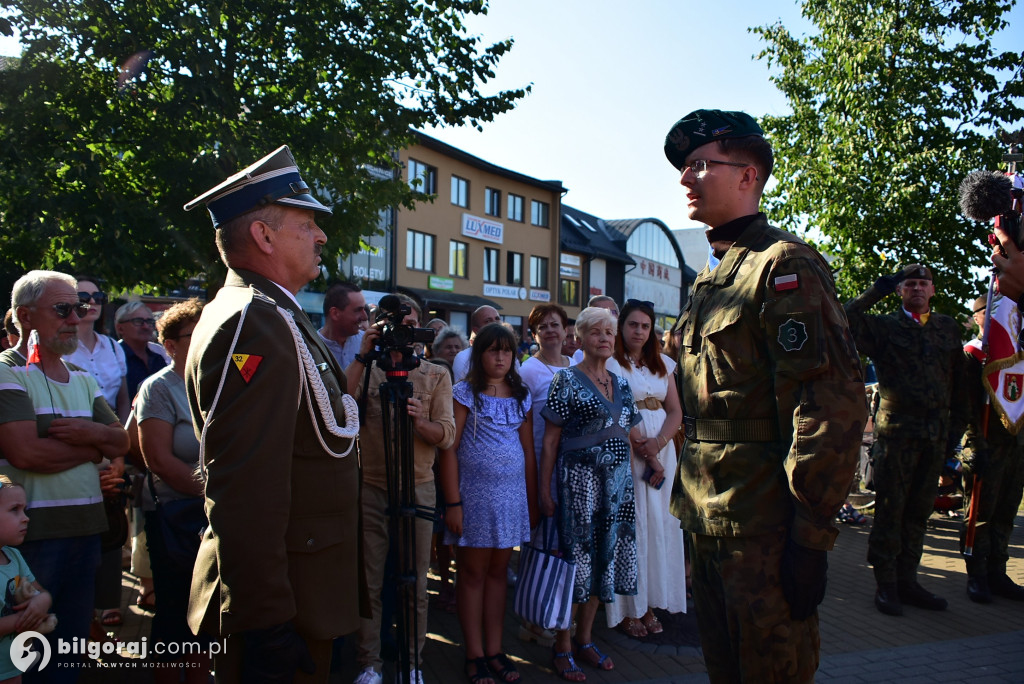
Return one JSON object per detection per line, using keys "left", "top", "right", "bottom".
{"left": 396, "top": 286, "right": 503, "bottom": 312}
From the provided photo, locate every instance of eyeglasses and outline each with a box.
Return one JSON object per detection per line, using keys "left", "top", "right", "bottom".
{"left": 124, "top": 317, "right": 156, "bottom": 328}
{"left": 626, "top": 299, "right": 655, "bottom": 310}
{"left": 47, "top": 302, "right": 92, "bottom": 319}
{"left": 171, "top": 333, "right": 192, "bottom": 341}
{"left": 78, "top": 291, "right": 107, "bottom": 304}
{"left": 683, "top": 159, "right": 750, "bottom": 176}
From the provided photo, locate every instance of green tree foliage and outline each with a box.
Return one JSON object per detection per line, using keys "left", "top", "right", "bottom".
{"left": 0, "top": 0, "right": 527, "bottom": 291}
{"left": 753, "top": 0, "right": 1023, "bottom": 309}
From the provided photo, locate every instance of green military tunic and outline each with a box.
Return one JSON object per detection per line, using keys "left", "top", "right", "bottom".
{"left": 185, "top": 268, "right": 362, "bottom": 641}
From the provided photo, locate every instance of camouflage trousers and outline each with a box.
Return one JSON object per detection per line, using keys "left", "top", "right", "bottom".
{"left": 961, "top": 443, "right": 1024, "bottom": 573}
{"left": 690, "top": 531, "right": 820, "bottom": 684}
{"left": 867, "top": 434, "right": 944, "bottom": 584}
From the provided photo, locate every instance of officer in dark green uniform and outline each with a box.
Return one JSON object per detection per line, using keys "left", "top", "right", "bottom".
{"left": 846, "top": 264, "right": 967, "bottom": 616}
{"left": 183, "top": 146, "right": 362, "bottom": 683}
{"left": 666, "top": 109, "right": 865, "bottom": 684}
{"left": 961, "top": 294, "right": 1024, "bottom": 603}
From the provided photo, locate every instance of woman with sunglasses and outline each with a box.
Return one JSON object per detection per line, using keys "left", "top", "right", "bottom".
{"left": 65, "top": 277, "right": 130, "bottom": 421}
{"left": 64, "top": 276, "right": 132, "bottom": 635}
{"left": 605, "top": 299, "right": 686, "bottom": 638}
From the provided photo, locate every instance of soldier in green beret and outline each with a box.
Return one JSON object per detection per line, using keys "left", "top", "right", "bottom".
{"left": 666, "top": 109, "right": 865, "bottom": 683}
{"left": 846, "top": 264, "right": 967, "bottom": 617}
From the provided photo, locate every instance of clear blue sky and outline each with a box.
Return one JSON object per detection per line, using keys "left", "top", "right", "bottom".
{"left": 3, "top": 0, "right": 1021, "bottom": 233}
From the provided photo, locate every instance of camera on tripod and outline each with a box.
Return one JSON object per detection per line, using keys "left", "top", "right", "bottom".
{"left": 374, "top": 294, "right": 436, "bottom": 355}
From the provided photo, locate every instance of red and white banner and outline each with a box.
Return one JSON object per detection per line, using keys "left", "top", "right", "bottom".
{"left": 977, "top": 294, "right": 1024, "bottom": 434}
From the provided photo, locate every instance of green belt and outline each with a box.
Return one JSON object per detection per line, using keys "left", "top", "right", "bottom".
{"left": 683, "top": 415, "right": 780, "bottom": 443}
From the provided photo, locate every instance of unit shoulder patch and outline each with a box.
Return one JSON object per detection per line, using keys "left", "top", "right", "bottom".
{"left": 777, "top": 319, "right": 808, "bottom": 352}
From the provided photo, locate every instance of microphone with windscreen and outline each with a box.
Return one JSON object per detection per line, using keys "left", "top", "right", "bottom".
{"left": 959, "top": 170, "right": 1023, "bottom": 251}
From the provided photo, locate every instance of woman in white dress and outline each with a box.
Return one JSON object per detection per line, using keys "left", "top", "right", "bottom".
{"left": 605, "top": 298, "right": 685, "bottom": 637}
{"left": 520, "top": 304, "right": 576, "bottom": 494}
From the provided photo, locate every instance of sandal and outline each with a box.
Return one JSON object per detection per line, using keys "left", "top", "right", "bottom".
{"left": 616, "top": 616, "right": 647, "bottom": 638}
{"left": 573, "top": 640, "right": 613, "bottom": 671}
{"left": 136, "top": 589, "right": 156, "bottom": 612}
{"left": 640, "top": 612, "right": 663, "bottom": 635}
{"left": 486, "top": 653, "right": 520, "bottom": 683}
{"left": 100, "top": 609, "right": 123, "bottom": 627}
{"left": 552, "top": 649, "right": 585, "bottom": 682}
{"left": 465, "top": 657, "right": 495, "bottom": 684}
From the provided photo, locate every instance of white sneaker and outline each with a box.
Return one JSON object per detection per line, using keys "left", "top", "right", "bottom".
{"left": 394, "top": 669, "right": 424, "bottom": 684}
{"left": 354, "top": 668, "right": 382, "bottom": 684}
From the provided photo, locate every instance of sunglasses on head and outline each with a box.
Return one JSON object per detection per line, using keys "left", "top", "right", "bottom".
{"left": 78, "top": 291, "right": 107, "bottom": 304}
{"left": 626, "top": 299, "right": 655, "bottom": 310}
{"left": 51, "top": 301, "right": 92, "bottom": 319}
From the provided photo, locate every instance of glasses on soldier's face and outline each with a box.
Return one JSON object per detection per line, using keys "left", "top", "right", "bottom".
{"left": 683, "top": 159, "right": 751, "bottom": 177}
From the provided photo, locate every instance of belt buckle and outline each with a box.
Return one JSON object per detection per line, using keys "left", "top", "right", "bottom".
{"left": 683, "top": 416, "right": 698, "bottom": 441}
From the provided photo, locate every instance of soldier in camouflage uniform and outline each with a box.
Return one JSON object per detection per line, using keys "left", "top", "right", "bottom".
{"left": 961, "top": 295, "right": 1024, "bottom": 603}
{"left": 845, "top": 264, "right": 967, "bottom": 616}
{"left": 665, "top": 109, "right": 865, "bottom": 684}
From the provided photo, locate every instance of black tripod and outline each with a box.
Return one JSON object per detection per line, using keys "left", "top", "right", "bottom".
{"left": 363, "top": 346, "right": 436, "bottom": 683}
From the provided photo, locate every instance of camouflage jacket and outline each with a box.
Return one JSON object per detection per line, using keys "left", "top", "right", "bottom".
{"left": 670, "top": 215, "right": 865, "bottom": 551}
{"left": 845, "top": 288, "right": 966, "bottom": 444}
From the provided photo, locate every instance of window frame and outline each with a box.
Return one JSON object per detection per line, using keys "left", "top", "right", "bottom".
{"left": 407, "top": 158, "right": 437, "bottom": 194}
{"left": 483, "top": 247, "right": 500, "bottom": 284}
{"left": 450, "top": 175, "right": 469, "bottom": 208}
{"left": 449, "top": 239, "right": 468, "bottom": 278}
{"left": 506, "top": 251, "right": 523, "bottom": 286}
{"left": 484, "top": 187, "right": 502, "bottom": 217}
{"left": 406, "top": 229, "right": 436, "bottom": 273}
{"left": 529, "top": 255, "right": 549, "bottom": 290}
{"left": 507, "top": 193, "right": 524, "bottom": 222}
{"left": 531, "top": 200, "right": 550, "bottom": 227}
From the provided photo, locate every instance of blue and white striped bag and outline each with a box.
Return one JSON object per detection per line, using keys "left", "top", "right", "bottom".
{"left": 513, "top": 517, "right": 575, "bottom": 630}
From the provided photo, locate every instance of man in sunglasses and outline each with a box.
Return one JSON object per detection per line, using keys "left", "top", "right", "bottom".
{"left": 183, "top": 146, "right": 360, "bottom": 682}
{"left": 665, "top": 109, "right": 866, "bottom": 683}
{"left": 0, "top": 269, "right": 130, "bottom": 673}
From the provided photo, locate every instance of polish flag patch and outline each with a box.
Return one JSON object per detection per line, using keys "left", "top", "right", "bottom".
{"left": 774, "top": 274, "right": 800, "bottom": 292}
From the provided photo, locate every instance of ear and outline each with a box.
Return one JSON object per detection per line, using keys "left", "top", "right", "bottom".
{"left": 15, "top": 306, "right": 30, "bottom": 333}
{"left": 737, "top": 164, "right": 760, "bottom": 190}
{"left": 248, "top": 219, "right": 276, "bottom": 256}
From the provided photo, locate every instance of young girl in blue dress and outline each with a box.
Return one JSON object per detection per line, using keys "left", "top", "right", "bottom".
{"left": 441, "top": 323, "right": 539, "bottom": 684}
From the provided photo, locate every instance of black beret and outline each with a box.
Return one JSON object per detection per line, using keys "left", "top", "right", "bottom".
{"left": 664, "top": 109, "right": 764, "bottom": 170}
{"left": 902, "top": 263, "right": 932, "bottom": 281}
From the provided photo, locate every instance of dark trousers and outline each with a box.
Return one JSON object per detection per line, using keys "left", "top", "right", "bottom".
{"left": 867, "top": 434, "right": 944, "bottom": 584}
{"left": 961, "top": 442, "right": 1024, "bottom": 573}
{"left": 20, "top": 534, "right": 101, "bottom": 684}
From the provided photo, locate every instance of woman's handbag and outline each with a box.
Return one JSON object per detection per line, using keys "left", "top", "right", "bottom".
{"left": 147, "top": 473, "right": 206, "bottom": 569}
{"left": 513, "top": 517, "right": 575, "bottom": 630}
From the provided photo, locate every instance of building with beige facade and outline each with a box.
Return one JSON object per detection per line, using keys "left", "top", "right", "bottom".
{"left": 390, "top": 131, "right": 567, "bottom": 335}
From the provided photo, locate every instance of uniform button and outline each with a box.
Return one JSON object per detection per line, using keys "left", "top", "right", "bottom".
{"left": 306, "top": 538, "right": 315, "bottom": 547}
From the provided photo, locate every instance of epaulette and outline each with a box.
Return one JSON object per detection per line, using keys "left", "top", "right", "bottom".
{"left": 249, "top": 287, "right": 278, "bottom": 308}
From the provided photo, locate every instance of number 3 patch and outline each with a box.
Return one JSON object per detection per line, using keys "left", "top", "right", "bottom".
{"left": 777, "top": 319, "right": 808, "bottom": 352}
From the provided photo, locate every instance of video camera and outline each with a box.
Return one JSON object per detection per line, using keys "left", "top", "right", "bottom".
{"left": 374, "top": 294, "right": 435, "bottom": 356}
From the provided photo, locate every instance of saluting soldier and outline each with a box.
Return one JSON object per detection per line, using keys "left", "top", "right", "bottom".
{"left": 183, "top": 146, "right": 362, "bottom": 683}
{"left": 666, "top": 109, "right": 865, "bottom": 684}
{"left": 845, "top": 264, "right": 967, "bottom": 616}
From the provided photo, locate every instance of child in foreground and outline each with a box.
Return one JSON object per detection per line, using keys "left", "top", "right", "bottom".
{"left": 0, "top": 475, "right": 55, "bottom": 683}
